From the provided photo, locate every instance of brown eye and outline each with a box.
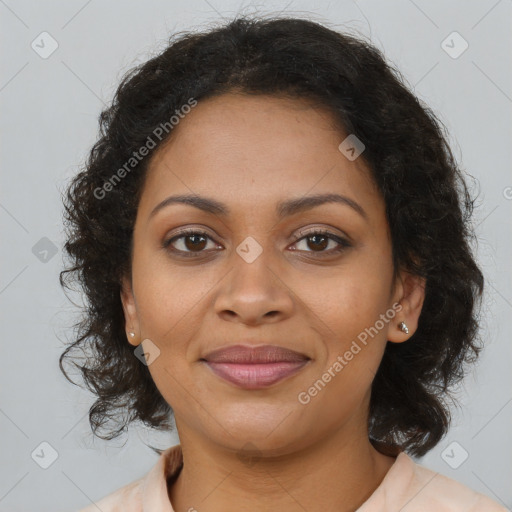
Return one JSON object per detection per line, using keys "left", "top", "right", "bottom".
{"left": 162, "top": 229, "right": 218, "bottom": 256}
{"left": 304, "top": 233, "right": 329, "bottom": 251}
{"left": 182, "top": 233, "right": 208, "bottom": 251}
{"left": 291, "top": 230, "right": 351, "bottom": 256}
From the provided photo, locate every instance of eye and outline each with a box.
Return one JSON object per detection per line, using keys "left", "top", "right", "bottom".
{"left": 290, "top": 229, "right": 352, "bottom": 256}
{"left": 162, "top": 228, "right": 220, "bottom": 257}
{"left": 162, "top": 227, "right": 352, "bottom": 258}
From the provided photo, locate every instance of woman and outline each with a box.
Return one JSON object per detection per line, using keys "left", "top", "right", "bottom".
{"left": 60, "top": 15, "right": 506, "bottom": 511}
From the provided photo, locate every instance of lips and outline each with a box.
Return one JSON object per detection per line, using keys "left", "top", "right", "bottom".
{"left": 201, "top": 344, "right": 310, "bottom": 390}
{"left": 202, "top": 344, "right": 309, "bottom": 364}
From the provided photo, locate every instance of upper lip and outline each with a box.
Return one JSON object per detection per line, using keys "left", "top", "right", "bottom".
{"left": 201, "top": 344, "right": 310, "bottom": 364}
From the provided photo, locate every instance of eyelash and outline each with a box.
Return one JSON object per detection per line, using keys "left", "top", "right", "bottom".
{"left": 162, "top": 228, "right": 352, "bottom": 258}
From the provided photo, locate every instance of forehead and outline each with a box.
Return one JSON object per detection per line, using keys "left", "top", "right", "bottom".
{"left": 138, "top": 92, "right": 383, "bottom": 223}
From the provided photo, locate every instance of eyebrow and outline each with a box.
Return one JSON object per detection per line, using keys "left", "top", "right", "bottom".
{"left": 148, "top": 192, "right": 368, "bottom": 222}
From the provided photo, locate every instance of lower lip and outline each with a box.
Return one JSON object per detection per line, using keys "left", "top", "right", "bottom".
{"left": 203, "top": 361, "right": 309, "bottom": 389}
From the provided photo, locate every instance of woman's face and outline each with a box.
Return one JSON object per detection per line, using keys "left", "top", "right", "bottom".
{"left": 121, "top": 92, "right": 424, "bottom": 455}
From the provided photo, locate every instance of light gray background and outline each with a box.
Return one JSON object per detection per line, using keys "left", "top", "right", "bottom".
{"left": 1, "top": 1, "right": 511, "bottom": 510}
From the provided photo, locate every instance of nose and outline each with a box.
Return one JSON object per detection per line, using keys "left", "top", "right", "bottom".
{"left": 214, "top": 246, "right": 294, "bottom": 326}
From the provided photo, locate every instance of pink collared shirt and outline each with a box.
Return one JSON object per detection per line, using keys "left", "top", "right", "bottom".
{"left": 78, "top": 444, "right": 507, "bottom": 511}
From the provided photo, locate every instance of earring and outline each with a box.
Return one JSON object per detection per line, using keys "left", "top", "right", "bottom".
{"left": 129, "top": 331, "right": 135, "bottom": 338}
{"left": 398, "top": 321, "right": 409, "bottom": 334}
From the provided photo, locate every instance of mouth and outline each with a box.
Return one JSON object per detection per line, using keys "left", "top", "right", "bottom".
{"left": 200, "top": 344, "right": 310, "bottom": 390}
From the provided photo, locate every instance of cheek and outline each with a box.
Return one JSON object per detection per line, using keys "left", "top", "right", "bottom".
{"left": 301, "top": 263, "right": 391, "bottom": 335}
{"left": 301, "top": 275, "right": 390, "bottom": 412}
{"left": 298, "top": 263, "right": 393, "bottom": 395}
{"left": 132, "top": 246, "right": 211, "bottom": 339}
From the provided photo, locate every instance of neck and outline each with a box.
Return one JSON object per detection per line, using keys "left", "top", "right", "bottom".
{"left": 168, "top": 424, "right": 397, "bottom": 512}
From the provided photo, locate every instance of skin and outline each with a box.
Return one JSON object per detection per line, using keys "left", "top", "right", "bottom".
{"left": 120, "top": 92, "right": 426, "bottom": 512}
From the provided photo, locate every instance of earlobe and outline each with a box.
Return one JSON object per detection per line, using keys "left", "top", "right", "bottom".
{"left": 388, "top": 271, "right": 426, "bottom": 344}
{"left": 120, "top": 275, "right": 141, "bottom": 346}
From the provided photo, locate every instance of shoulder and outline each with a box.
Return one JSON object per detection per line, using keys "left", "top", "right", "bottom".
{"left": 404, "top": 458, "right": 507, "bottom": 511}
{"left": 77, "top": 476, "right": 144, "bottom": 512}
{"left": 361, "top": 451, "right": 507, "bottom": 512}
{"left": 75, "top": 443, "right": 182, "bottom": 511}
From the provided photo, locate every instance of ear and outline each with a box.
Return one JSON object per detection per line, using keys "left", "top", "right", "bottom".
{"left": 120, "top": 274, "right": 141, "bottom": 347}
{"left": 387, "top": 270, "right": 426, "bottom": 344}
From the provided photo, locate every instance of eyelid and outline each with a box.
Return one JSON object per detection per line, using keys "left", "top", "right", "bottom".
{"left": 162, "top": 224, "right": 352, "bottom": 258}
{"left": 164, "top": 224, "right": 349, "bottom": 244}
{"left": 292, "top": 224, "right": 352, "bottom": 243}
{"left": 162, "top": 226, "right": 219, "bottom": 247}
{"left": 290, "top": 228, "right": 352, "bottom": 253}
{"left": 163, "top": 224, "right": 220, "bottom": 242}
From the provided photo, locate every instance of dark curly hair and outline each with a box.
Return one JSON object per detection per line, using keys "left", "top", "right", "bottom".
{"left": 59, "top": 15, "right": 484, "bottom": 458}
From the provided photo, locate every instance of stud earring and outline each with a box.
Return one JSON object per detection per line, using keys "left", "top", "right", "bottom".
{"left": 129, "top": 331, "right": 135, "bottom": 338}
{"left": 398, "top": 321, "right": 409, "bottom": 334}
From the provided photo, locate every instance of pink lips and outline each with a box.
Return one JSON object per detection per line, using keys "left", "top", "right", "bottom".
{"left": 201, "top": 345, "right": 310, "bottom": 390}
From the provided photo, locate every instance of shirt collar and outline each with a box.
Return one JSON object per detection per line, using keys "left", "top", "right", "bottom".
{"left": 142, "top": 444, "right": 183, "bottom": 511}
{"left": 140, "top": 444, "right": 413, "bottom": 512}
